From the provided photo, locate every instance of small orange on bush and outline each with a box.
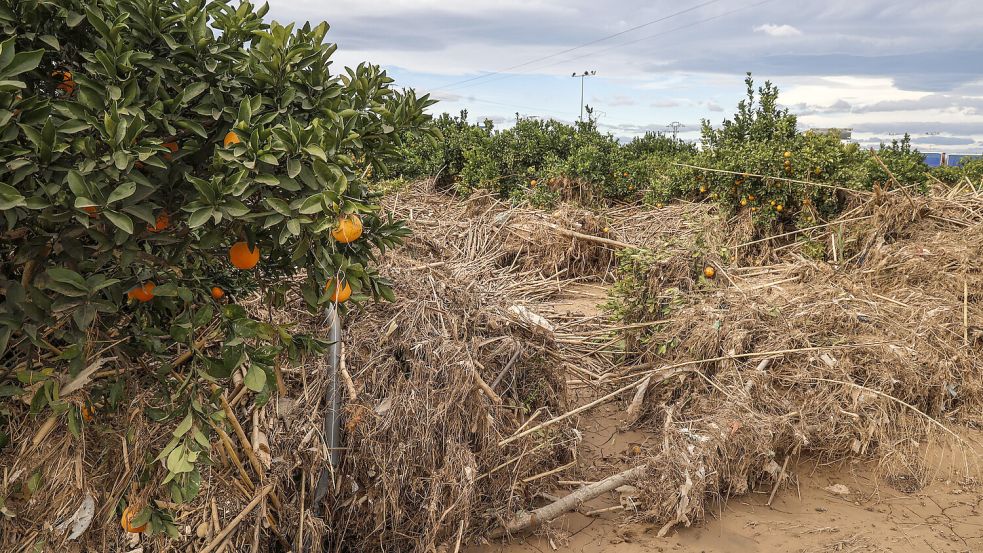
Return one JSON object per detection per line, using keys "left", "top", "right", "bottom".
{"left": 121, "top": 506, "right": 147, "bottom": 534}
{"left": 229, "top": 241, "right": 260, "bottom": 270}
{"left": 127, "top": 282, "right": 156, "bottom": 303}
{"left": 162, "top": 141, "right": 179, "bottom": 161}
{"left": 331, "top": 214, "right": 363, "bottom": 244}
{"left": 704, "top": 266, "right": 716, "bottom": 279}
{"left": 147, "top": 212, "right": 170, "bottom": 233}
{"left": 783, "top": 151, "right": 792, "bottom": 159}
{"left": 223, "top": 131, "right": 241, "bottom": 148}
{"left": 52, "top": 70, "right": 75, "bottom": 95}
{"left": 775, "top": 204, "right": 784, "bottom": 212}
{"left": 623, "top": 172, "right": 629, "bottom": 178}
{"left": 211, "top": 286, "right": 225, "bottom": 300}
{"left": 529, "top": 179, "right": 537, "bottom": 187}
{"left": 324, "top": 279, "right": 352, "bottom": 303}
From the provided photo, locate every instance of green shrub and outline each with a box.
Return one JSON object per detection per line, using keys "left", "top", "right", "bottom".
{"left": 0, "top": 0, "right": 432, "bottom": 534}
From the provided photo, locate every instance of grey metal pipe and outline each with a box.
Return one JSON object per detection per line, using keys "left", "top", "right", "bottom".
{"left": 314, "top": 304, "right": 342, "bottom": 508}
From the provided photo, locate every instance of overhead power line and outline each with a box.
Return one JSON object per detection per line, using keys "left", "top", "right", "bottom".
{"left": 438, "top": 0, "right": 722, "bottom": 90}
{"left": 436, "top": 0, "right": 778, "bottom": 94}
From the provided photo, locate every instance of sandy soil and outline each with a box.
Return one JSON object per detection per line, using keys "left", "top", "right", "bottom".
{"left": 469, "top": 283, "right": 983, "bottom": 553}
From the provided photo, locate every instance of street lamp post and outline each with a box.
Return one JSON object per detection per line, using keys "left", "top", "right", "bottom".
{"left": 571, "top": 70, "right": 596, "bottom": 122}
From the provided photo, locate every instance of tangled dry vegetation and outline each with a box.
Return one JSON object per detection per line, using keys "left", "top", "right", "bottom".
{"left": 2, "top": 178, "right": 981, "bottom": 552}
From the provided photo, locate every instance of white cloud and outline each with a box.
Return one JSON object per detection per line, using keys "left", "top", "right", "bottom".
{"left": 753, "top": 24, "right": 803, "bottom": 38}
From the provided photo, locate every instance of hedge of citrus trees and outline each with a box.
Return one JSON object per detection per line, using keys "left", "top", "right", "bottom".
{"left": 387, "top": 74, "right": 930, "bottom": 235}
{"left": 385, "top": 109, "right": 696, "bottom": 205}
{"left": 0, "top": 0, "right": 434, "bottom": 536}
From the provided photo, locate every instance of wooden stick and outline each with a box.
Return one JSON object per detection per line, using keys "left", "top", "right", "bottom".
{"left": 766, "top": 456, "right": 790, "bottom": 506}
{"left": 489, "top": 465, "right": 647, "bottom": 538}
{"left": 499, "top": 367, "right": 690, "bottom": 447}
{"left": 200, "top": 486, "right": 273, "bottom": 553}
{"left": 522, "top": 460, "right": 576, "bottom": 483}
{"left": 213, "top": 424, "right": 255, "bottom": 492}
{"left": 471, "top": 363, "right": 503, "bottom": 404}
{"left": 964, "top": 279, "right": 970, "bottom": 347}
{"left": 452, "top": 519, "right": 465, "bottom": 553}
{"left": 521, "top": 220, "right": 637, "bottom": 250}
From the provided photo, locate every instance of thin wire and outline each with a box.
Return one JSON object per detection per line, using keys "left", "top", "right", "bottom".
{"left": 441, "top": 0, "right": 778, "bottom": 93}
{"left": 438, "top": 0, "right": 722, "bottom": 90}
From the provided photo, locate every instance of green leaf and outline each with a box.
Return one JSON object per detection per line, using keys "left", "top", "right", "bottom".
{"left": 1, "top": 49, "right": 44, "bottom": 77}
{"left": 103, "top": 211, "right": 134, "bottom": 234}
{"left": 107, "top": 181, "right": 136, "bottom": 204}
{"left": 0, "top": 183, "right": 25, "bottom": 209}
{"left": 112, "top": 151, "right": 129, "bottom": 171}
{"left": 165, "top": 445, "right": 194, "bottom": 474}
{"left": 187, "top": 208, "right": 212, "bottom": 228}
{"left": 173, "top": 414, "right": 193, "bottom": 438}
{"left": 243, "top": 365, "right": 266, "bottom": 392}
{"left": 303, "top": 145, "right": 327, "bottom": 162}
{"left": 47, "top": 268, "right": 88, "bottom": 290}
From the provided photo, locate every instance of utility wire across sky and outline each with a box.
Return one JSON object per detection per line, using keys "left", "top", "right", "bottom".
{"left": 424, "top": 0, "right": 776, "bottom": 125}
{"left": 437, "top": 0, "right": 722, "bottom": 91}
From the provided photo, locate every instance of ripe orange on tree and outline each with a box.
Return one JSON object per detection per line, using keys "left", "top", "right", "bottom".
{"left": 325, "top": 278, "right": 352, "bottom": 303}
{"left": 229, "top": 241, "right": 260, "bottom": 270}
{"left": 223, "top": 131, "right": 241, "bottom": 148}
{"left": 127, "top": 282, "right": 156, "bottom": 302}
{"left": 210, "top": 286, "right": 225, "bottom": 300}
{"left": 121, "top": 506, "right": 147, "bottom": 534}
{"left": 703, "top": 266, "right": 716, "bottom": 279}
{"left": 331, "top": 214, "right": 363, "bottom": 244}
{"left": 162, "top": 141, "right": 179, "bottom": 161}
{"left": 51, "top": 69, "right": 75, "bottom": 95}
{"left": 147, "top": 212, "right": 170, "bottom": 233}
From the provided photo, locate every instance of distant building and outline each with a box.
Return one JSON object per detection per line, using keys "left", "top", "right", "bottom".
{"left": 945, "top": 153, "right": 982, "bottom": 167}
{"left": 919, "top": 152, "right": 982, "bottom": 167}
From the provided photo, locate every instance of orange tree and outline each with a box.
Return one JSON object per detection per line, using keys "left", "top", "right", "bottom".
{"left": 667, "top": 74, "right": 927, "bottom": 233}
{"left": 0, "top": 0, "right": 434, "bottom": 534}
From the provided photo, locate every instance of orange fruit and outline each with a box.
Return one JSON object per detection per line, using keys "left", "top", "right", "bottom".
{"left": 229, "top": 241, "right": 260, "bottom": 270}
{"left": 210, "top": 286, "right": 225, "bottom": 300}
{"left": 775, "top": 204, "right": 784, "bottom": 212}
{"left": 331, "top": 215, "right": 363, "bottom": 244}
{"left": 704, "top": 266, "right": 716, "bottom": 279}
{"left": 223, "top": 131, "right": 241, "bottom": 148}
{"left": 530, "top": 179, "right": 537, "bottom": 187}
{"left": 147, "top": 212, "right": 170, "bottom": 233}
{"left": 162, "top": 141, "right": 179, "bottom": 161}
{"left": 783, "top": 151, "right": 792, "bottom": 159}
{"left": 52, "top": 70, "right": 75, "bottom": 96}
{"left": 121, "top": 506, "right": 147, "bottom": 534}
{"left": 324, "top": 279, "right": 352, "bottom": 303}
{"left": 127, "top": 282, "right": 156, "bottom": 303}
{"left": 623, "top": 172, "right": 629, "bottom": 177}
{"left": 740, "top": 198, "right": 748, "bottom": 207}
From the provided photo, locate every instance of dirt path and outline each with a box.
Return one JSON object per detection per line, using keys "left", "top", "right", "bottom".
{"left": 472, "top": 282, "right": 983, "bottom": 553}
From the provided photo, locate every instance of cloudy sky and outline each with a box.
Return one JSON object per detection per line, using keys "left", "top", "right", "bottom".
{"left": 265, "top": 0, "right": 983, "bottom": 150}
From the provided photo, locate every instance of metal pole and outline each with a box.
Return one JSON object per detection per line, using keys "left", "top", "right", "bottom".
{"left": 580, "top": 76, "right": 584, "bottom": 122}
{"left": 314, "top": 304, "right": 343, "bottom": 509}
